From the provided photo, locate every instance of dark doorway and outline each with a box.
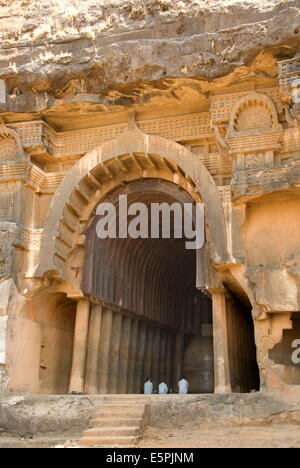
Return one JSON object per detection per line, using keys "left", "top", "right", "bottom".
{"left": 226, "top": 294, "right": 260, "bottom": 392}
{"left": 82, "top": 179, "right": 214, "bottom": 393}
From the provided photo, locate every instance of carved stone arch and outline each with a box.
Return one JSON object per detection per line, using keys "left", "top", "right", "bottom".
{"left": 36, "top": 126, "right": 229, "bottom": 282}
{"left": 228, "top": 92, "right": 282, "bottom": 137}
{"left": 0, "top": 126, "right": 25, "bottom": 161}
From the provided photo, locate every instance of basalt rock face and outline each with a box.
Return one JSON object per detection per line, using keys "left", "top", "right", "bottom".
{"left": 0, "top": 0, "right": 299, "bottom": 111}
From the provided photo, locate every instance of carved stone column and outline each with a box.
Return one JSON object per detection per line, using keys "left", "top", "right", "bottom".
{"left": 69, "top": 299, "right": 90, "bottom": 393}
{"left": 166, "top": 333, "right": 173, "bottom": 390}
{"left": 143, "top": 326, "right": 154, "bottom": 382}
{"left": 152, "top": 327, "right": 161, "bottom": 387}
{"left": 109, "top": 311, "right": 123, "bottom": 393}
{"left": 159, "top": 330, "right": 167, "bottom": 385}
{"left": 118, "top": 316, "right": 132, "bottom": 393}
{"left": 253, "top": 314, "right": 271, "bottom": 391}
{"left": 134, "top": 322, "right": 147, "bottom": 393}
{"left": 212, "top": 289, "right": 232, "bottom": 393}
{"left": 85, "top": 303, "right": 103, "bottom": 394}
{"left": 127, "top": 318, "right": 138, "bottom": 393}
{"left": 174, "top": 333, "right": 184, "bottom": 390}
{"left": 98, "top": 308, "right": 113, "bottom": 394}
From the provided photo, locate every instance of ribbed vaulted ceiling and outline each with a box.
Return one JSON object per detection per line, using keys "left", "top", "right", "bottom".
{"left": 82, "top": 179, "right": 202, "bottom": 331}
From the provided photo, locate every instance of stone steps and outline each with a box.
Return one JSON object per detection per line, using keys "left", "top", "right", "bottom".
{"left": 90, "top": 418, "right": 143, "bottom": 427}
{"left": 83, "top": 426, "right": 140, "bottom": 437}
{"left": 94, "top": 403, "right": 145, "bottom": 410}
{"left": 101, "top": 395, "right": 148, "bottom": 400}
{"left": 76, "top": 396, "right": 146, "bottom": 447}
{"left": 79, "top": 436, "right": 137, "bottom": 447}
{"left": 93, "top": 410, "right": 144, "bottom": 418}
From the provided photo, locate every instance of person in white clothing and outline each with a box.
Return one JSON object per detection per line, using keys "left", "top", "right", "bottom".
{"left": 144, "top": 377, "right": 153, "bottom": 394}
{"left": 178, "top": 377, "right": 189, "bottom": 394}
{"left": 158, "top": 381, "right": 168, "bottom": 394}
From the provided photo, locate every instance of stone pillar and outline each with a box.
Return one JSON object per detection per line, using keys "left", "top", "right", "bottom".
{"left": 127, "top": 319, "right": 138, "bottom": 393}
{"left": 174, "top": 332, "right": 184, "bottom": 390}
{"left": 109, "top": 312, "right": 123, "bottom": 393}
{"left": 85, "top": 303, "right": 103, "bottom": 394}
{"left": 134, "top": 322, "right": 147, "bottom": 393}
{"left": 253, "top": 314, "right": 271, "bottom": 391}
{"left": 166, "top": 333, "right": 173, "bottom": 390}
{"left": 152, "top": 327, "right": 161, "bottom": 387}
{"left": 118, "top": 316, "right": 131, "bottom": 393}
{"left": 164, "top": 332, "right": 169, "bottom": 388}
{"left": 159, "top": 330, "right": 167, "bottom": 384}
{"left": 212, "top": 289, "right": 232, "bottom": 393}
{"left": 69, "top": 299, "right": 90, "bottom": 393}
{"left": 143, "top": 326, "right": 154, "bottom": 382}
{"left": 98, "top": 308, "right": 113, "bottom": 394}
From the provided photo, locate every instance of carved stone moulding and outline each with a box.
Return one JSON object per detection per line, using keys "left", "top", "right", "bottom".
{"left": 0, "top": 126, "right": 26, "bottom": 162}
{"left": 225, "top": 93, "right": 283, "bottom": 172}
{"left": 281, "top": 127, "right": 300, "bottom": 155}
{"left": 0, "top": 161, "right": 65, "bottom": 193}
{"left": 278, "top": 56, "right": 300, "bottom": 127}
{"left": 231, "top": 163, "right": 300, "bottom": 199}
{"left": 227, "top": 93, "right": 282, "bottom": 141}
{"left": 0, "top": 183, "right": 18, "bottom": 223}
{"left": 210, "top": 88, "right": 283, "bottom": 126}
{"left": 227, "top": 132, "right": 283, "bottom": 154}
{"left": 9, "top": 113, "right": 213, "bottom": 158}
{"left": 278, "top": 55, "right": 300, "bottom": 97}
{"left": 14, "top": 228, "right": 43, "bottom": 252}
{"left": 289, "top": 159, "right": 300, "bottom": 186}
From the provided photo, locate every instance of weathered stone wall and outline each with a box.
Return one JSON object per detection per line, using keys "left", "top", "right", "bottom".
{"left": 242, "top": 196, "right": 300, "bottom": 313}
{"left": 144, "top": 393, "right": 300, "bottom": 429}
{"left": 0, "top": 395, "right": 101, "bottom": 437}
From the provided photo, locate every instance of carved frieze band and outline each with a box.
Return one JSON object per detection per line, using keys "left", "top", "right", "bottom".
{"left": 0, "top": 162, "right": 65, "bottom": 192}
{"left": 278, "top": 56, "right": 300, "bottom": 96}
{"left": 232, "top": 160, "right": 300, "bottom": 198}
{"left": 9, "top": 112, "right": 213, "bottom": 158}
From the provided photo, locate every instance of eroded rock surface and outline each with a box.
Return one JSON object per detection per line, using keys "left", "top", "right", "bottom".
{"left": 0, "top": 0, "right": 299, "bottom": 110}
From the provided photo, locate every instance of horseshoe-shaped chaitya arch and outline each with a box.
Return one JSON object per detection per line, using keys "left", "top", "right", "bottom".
{"left": 0, "top": 125, "right": 26, "bottom": 160}
{"left": 36, "top": 125, "right": 229, "bottom": 279}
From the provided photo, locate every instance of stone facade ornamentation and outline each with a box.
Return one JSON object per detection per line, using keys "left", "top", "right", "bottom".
{"left": 0, "top": 223, "right": 18, "bottom": 281}
{"left": 0, "top": 125, "right": 26, "bottom": 161}
{"left": 226, "top": 93, "right": 283, "bottom": 171}
{"left": 279, "top": 55, "right": 300, "bottom": 127}
{"left": 1, "top": 43, "right": 300, "bottom": 397}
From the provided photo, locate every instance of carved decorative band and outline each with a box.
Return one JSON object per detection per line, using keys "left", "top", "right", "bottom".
{"left": 232, "top": 165, "right": 298, "bottom": 198}
{"left": 227, "top": 132, "right": 282, "bottom": 154}
{"left": 17, "top": 228, "right": 43, "bottom": 251}
{"left": 278, "top": 57, "right": 300, "bottom": 94}
{"left": 9, "top": 113, "right": 213, "bottom": 158}
{"left": 211, "top": 88, "right": 283, "bottom": 124}
{"left": 0, "top": 162, "right": 65, "bottom": 192}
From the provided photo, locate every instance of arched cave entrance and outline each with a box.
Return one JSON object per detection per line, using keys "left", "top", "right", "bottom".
{"left": 79, "top": 178, "right": 260, "bottom": 394}
{"left": 33, "top": 135, "right": 260, "bottom": 395}
{"left": 82, "top": 179, "right": 214, "bottom": 393}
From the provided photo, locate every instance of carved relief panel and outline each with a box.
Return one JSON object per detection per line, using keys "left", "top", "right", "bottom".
{"left": 0, "top": 126, "right": 25, "bottom": 162}
{"left": 278, "top": 55, "right": 300, "bottom": 128}
{"left": 226, "top": 93, "right": 283, "bottom": 171}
